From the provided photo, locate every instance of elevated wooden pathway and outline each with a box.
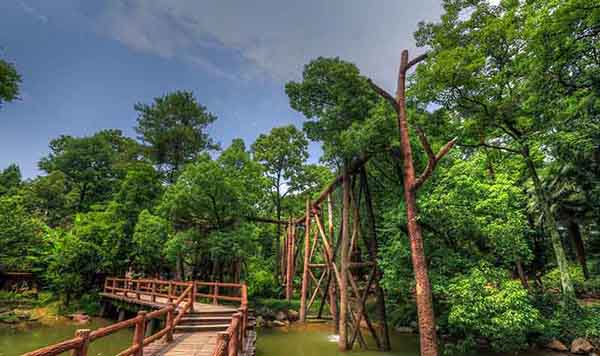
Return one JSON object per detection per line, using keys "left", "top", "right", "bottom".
{"left": 24, "top": 278, "right": 254, "bottom": 356}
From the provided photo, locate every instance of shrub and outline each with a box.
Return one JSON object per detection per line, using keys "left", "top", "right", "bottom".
{"left": 445, "top": 263, "right": 542, "bottom": 353}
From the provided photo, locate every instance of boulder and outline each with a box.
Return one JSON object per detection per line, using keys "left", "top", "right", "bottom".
{"left": 255, "top": 316, "right": 265, "bottom": 328}
{"left": 70, "top": 313, "right": 90, "bottom": 324}
{"left": 395, "top": 326, "right": 414, "bottom": 334}
{"left": 272, "top": 320, "right": 287, "bottom": 327}
{"left": 570, "top": 338, "right": 594, "bottom": 354}
{"left": 275, "top": 311, "right": 287, "bottom": 322}
{"left": 545, "top": 339, "right": 568, "bottom": 352}
{"left": 287, "top": 309, "right": 299, "bottom": 322}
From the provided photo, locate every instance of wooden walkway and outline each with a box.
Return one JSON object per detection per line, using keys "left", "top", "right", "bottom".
{"left": 24, "top": 278, "right": 252, "bottom": 356}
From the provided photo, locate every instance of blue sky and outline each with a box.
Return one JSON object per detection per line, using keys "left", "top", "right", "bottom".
{"left": 0, "top": 0, "right": 443, "bottom": 178}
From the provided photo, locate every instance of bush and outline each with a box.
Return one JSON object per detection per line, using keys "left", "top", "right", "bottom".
{"left": 542, "top": 265, "right": 585, "bottom": 294}
{"left": 445, "top": 263, "right": 542, "bottom": 353}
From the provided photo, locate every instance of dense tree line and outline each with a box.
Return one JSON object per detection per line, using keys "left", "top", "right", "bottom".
{"left": 1, "top": 0, "right": 599, "bottom": 354}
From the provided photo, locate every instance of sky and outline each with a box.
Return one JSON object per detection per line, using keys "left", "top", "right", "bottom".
{"left": 0, "top": 0, "right": 444, "bottom": 178}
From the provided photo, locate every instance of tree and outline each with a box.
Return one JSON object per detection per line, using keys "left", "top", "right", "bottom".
{"left": 251, "top": 125, "right": 308, "bottom": 274}
{"left": 0, "top": 163, "right": 22, "bottom": 196}
{"left": 135, "top": 90, "right": 217, "bottom": 183}
{"left": 132, "top": 210, "right": 169, "bottom": 276}
{"left": 160, "top": 139, "right": 265, "bottom": 279}
{"left": 0, "top": 57, "right": 21, "bottom": 108}
{"left": 39, "top": 130, "right": 141, "bottom": 211}
{"left": 0, "top": 195, "right": 46, "bottom": 272}
{"left": 21, "top": 171, "right": 75, "bottom": 227}
{"left": 368, "top": 50, "right": 456, "bottom": 356}
{"left": 413, "top": 0, "right": 578, "bottom": 301}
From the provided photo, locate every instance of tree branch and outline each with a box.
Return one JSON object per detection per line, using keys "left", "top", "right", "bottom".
{"left": 405, "top": 53, "right": 429, "bottom": 72}
{"left": 459, "top": 142, "right": 521, "bottom": 154}
{"left": 413, "top": 137, "right": 457, "bottom": 191}
{"left": 367, "top": 79, "right": 399, "bottom": 112}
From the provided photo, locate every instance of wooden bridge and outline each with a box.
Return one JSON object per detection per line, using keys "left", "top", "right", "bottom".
{"left": 23, "top": 278, "right": 254, "bottom": 356}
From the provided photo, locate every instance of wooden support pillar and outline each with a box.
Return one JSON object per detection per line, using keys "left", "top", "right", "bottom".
{"left": 339, "top": 167, "right": 350, "bottom": 351}
{"left": 71, "top": 329, "right": 90, "bottom": 356}
{"left": 213, "top": 285, "right": 219, "bottom": 305}
{"left": 217, "top": 332, "right": 229, "bottom": 355}
{"left": 118, "top": 308, "right": 126, "bottom": 322}
{"left": 300, "top": 199, "right": 311, "bottom": 322}
{"left": 134, "top": 311, "right": 146, "bottom": 356}
{"left": 165, "top": 304, "right": 174, "bottom": 342}
{"left": 285, "top": 217, "right": 294, "bottom": 301}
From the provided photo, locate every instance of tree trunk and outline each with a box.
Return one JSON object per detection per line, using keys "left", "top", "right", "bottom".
{"left": 361, "top": 168, "right": 391, "bottom": 351}
{"left": 516, "top": 260, "right": 529, "bottom": 290}
{"left": 338, "top": 166, "right": 351, "bottom": 351}
{"left": 567, "top": 220, "right": 589, "bottom": 279}
{"left": 395, "top": 51, "right": 439, "bottom": 356}
{"left": 523, "top": 147, "right": 575, "bottom": 299}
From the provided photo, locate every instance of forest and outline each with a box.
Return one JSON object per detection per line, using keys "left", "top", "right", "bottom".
{"left": 0, "top": 0, "right": 599, "bottom": 355}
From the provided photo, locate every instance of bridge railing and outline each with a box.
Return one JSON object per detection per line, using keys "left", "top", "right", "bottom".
{"left": 212, "top": 284, "right": 249, "bottom": 356}
{"left": 23, "top": 282, "right": 193, "bottom": 356}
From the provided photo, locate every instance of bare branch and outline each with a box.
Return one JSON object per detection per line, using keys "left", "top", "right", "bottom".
{"left": 459, "top": 142, "right": 521, "bottom": 154}
{"left": 413, "top": 137, "right": 457, "bottom": 191}
{"left": 405, "top": 53, "right": 429, "bottom": 72}
{"left": 414, "top": 126, "right": 435, "bottom": 160}
{"left": 367, "top": 79, "right": 399, "bottom": 112}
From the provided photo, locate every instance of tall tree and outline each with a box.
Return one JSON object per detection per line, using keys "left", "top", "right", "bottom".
{"left": 39, "top": 129, "right": 141, "bottom": 211}
{"left": 0, "top": 57, "right": 21, "bottom": 108}
{"left": 135, "top": 90, "right": 217, "bottom": 183}
{"left": 368, "top": 50, "right": 456, "bottom": 356}
{"left": 0, "top": 163, "right": 22, "bottom": 196}
{"left": 251, "top": 125, "right": 308, "bottom": 274}
{"left": 413, "top": 0, "right": 578, "bottom": 301}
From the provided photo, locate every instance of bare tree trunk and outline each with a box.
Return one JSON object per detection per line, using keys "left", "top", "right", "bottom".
{"left": 523, "top": 148, "right": 575, "bottom": 300}
{"left": 568, "top": 220, "right": 589, "bottom": 280}
{"left": 396, "top": 51, "right": 439, "bottom": 356}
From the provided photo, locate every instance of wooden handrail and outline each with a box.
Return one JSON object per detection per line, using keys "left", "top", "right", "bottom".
{"left": 23, "top": 278, "right": 248, "bottom": 356}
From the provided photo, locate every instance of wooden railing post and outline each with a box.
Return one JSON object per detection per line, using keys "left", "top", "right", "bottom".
{"left": 217, "top": 331, "right": 229, "bottom": 356}
{"left": 134, "top": 311, "right": 146, "bottom": 356}
{"left": 151, "top": 281, "right": 157, "bottom": 303}
{"left": 168, "top": 282, "right": 173, "bottom": 303}
{"left": 231, "top": 313, "right": 241, "bottom": 356}
{"left": 165, "top": 304, "right": 174, "bottom": 343}
{"left": 190, "top": 281, "right": 197, "bottom": 312}
{"left": 213, "top": 285, "right": 219, "bottom": 305}
{"left": 71, "top": 329, "right": 90, "bottom": 356}
{"left": 136, "top": 280, "right": 141, "bottom": 300}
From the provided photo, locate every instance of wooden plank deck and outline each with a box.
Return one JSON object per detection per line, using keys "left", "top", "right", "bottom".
{"left": 101, "top": 292, "right": 237, "bottom": 356}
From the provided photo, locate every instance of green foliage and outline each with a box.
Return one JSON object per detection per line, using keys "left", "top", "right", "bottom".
{"left": 245, "top": 257, "right": 278, "bottom": 298}
{"left": 0, "top": 163, "right": 22, "bottom": 196}
{"left": 43, "top": 228, "right": 102, "bottom": 304}
{"left": 132, "top": 210, "right": 169, "bottom": 275}
{"left": 135, "top": 90, "right": 217, "bottom": 182}
{"left": 0, "top": 195, "right": 47, "bottom": 272}
{"left": 444, "top": 264, "right": 542, "bottom": 353}
{"left": 286, "top": 57, "right": 381, "bottom": 160}
{"left": 0, "top": 57, "right": 21, "bottom": 107}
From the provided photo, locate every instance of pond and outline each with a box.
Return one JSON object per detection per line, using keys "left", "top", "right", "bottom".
{"left": 256, "top": 323, "right": 562, "bottom": 356}
{"left": 0, "top": 318, "right": 133, "bottom": 356}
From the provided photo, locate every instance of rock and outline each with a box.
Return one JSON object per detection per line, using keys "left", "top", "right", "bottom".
{"left": 272, "top": 320, "right": 287, "bottom": 327}
{"left": 275, "top": 311, "right": 287, "bottom": 322}
{"left": 70, "top": 313, "right": 90, "bottom": 324}
{"left": 256, "top": 316, "right": 265, "bottom": 328}
{"left": 545, "top": 339, "right": 568, "bottom": 352}
{"left": 570, "top": 338, "right": 594, "bottom": 354}
{"left": 395, "top": 326, "right": 414, "bottom": 333}
{"left": 287, "top": 309, "right": 299, "bottom": 322}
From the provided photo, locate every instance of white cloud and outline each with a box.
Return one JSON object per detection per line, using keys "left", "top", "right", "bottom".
{"left": 96, "top": 0, "right": 443, "bottom": 90}
{"left": 18, "top": 0, "right": 48, "bottom": 23}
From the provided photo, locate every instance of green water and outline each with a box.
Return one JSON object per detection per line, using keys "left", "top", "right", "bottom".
{"left": 0, "top": 318, "right": 133, "bottom": 356}
{"left": 256, "top": 323, "right": 561, "bottom": 356}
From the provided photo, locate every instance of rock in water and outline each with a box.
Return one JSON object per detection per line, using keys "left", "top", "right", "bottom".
{"left": 287, "top": 309, "right": 299, "bottom": 321}
{"left": 570, "top": 338, "right": 594, "bottom": 354}
{"left": 545, "top": 339, "right": 568, "bottom": 352}
{"left": 275, "top": 311, "right": 287, "bottom": 321}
